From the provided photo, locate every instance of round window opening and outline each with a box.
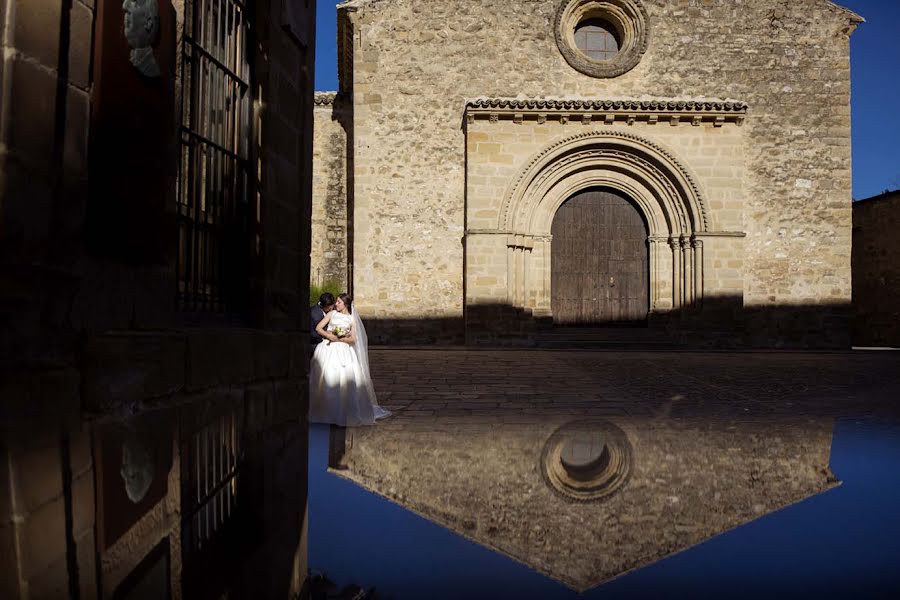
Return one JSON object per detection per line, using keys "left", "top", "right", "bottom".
{"left": 541, "top": 419, "right": 633, "bottom": 502}
{"left": 555, "top": 0, "right": 649, "bottom": 78}
{"left": 574, "top": 18, "right": 621, "bottom": 61}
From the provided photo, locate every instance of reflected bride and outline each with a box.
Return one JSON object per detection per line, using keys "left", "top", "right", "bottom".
{"left": 308, "top": 293, "right": 391, "bottom": 426}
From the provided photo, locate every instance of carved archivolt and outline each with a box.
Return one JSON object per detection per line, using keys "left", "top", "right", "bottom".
{"left": 499, "top": 130, "right": 710, "bottom": 234}
{"left": 469, "top": 129, "right": 735, "bottom": 315}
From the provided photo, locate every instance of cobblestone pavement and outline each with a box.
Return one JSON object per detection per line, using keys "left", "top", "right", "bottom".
{"left": 369, "top": 349, "right": 900, "bottom": 422}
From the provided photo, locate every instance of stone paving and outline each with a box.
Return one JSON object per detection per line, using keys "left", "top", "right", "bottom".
{"left": 369, "top": 348, "right": 900, "bottom": 421}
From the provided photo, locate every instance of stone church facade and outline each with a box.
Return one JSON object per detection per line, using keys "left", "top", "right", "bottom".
{"left": 313, "top": 0, "right": 862, "bottom": 347}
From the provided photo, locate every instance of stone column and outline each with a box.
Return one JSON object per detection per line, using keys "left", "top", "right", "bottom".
{"left": 669, "top": 237, "right": 683, "bottom": 310}
{"left": 692, "top": 237, "right": 704, "bottom": 308}
{"left": 506, "top": 236, "right": 518, "bottom": 306}
{"left": 535, "top": 235, "right": 553, "bottom": 316}
{"left": 681, "top": 236, "right": 694, "bottom": 308}
{"left": 648, "top": 236, "right": 668, "bottom": 311}
{"left": 521, "top": 238, "right": 534, "bottom": 310}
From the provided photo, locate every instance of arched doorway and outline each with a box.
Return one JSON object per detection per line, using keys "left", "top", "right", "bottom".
{"left": 551, "top": 188, "right": 649, "bottom": 325}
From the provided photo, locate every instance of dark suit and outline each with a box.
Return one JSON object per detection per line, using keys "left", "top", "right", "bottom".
{"left": 310, "top": 304, "right": 327, "bottom": 347}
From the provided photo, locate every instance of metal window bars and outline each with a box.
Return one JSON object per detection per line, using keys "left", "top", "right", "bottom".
{"left": 177, "top": 0, "right": 254, "bottom": 314}
{"left": 182, "top": 406, "right": 244, "bottom": 559}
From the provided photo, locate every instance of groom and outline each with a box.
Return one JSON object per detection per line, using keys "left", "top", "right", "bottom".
{"left": 310, "top": 292, "right": 335, "bottom": 349}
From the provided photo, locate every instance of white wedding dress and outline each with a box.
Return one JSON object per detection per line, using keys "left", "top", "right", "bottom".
{"left": 308, "top": 310, "right": 391, "bottom": 426}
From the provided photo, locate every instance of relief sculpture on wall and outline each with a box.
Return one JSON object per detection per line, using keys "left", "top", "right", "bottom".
{"left": 123, "top": 0, "right": 161, "bottom": 77}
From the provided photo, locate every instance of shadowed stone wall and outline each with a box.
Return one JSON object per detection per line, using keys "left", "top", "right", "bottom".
{"left": 311, "top": 92, "right": 349, "bottom": 289}
{"left": 319, "top": 0, "right": 860, "bottom": 347}
{"left": 0, "top": 0, "right": 315, "bottom": 597}
{"left": 853, "top": 191, "right": 900, "bottom": 348}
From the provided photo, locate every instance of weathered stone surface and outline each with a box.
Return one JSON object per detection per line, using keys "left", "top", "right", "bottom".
{"left": 12, "top": 0, "right": 61, "bottom": 68}
{"left": 314, "top": 0, "right": 860, "bottom": 347}
{"left": 26, "top": 554, "right": 69, "bottom": 600}
{"left": 71, "top": 469, "right": 94, "bottom": 538}
{"left": 186, "top": 331, "right": 255, "bottom": 391}
{"left": 68, "top": 0, "right": 94, "bottom": 90}
{"left": 83, "top": 334, "right": 187, "bottom": 410}
{"left": 21, "top": 496, "right": 67, "bottom": 579}
{"left": 311, "top": 95, "right": 349, "bottom": 288}
{"left": 76, "top": 529, "right": 97, "bottom": 600}
{"left": 339, "top": 416, "right": 835, "bottom": 590}
{"left": 852, "top": 191, "right": 900, "bottom": 347}
{"left": 0, "top": 524, "right": 21, "bottom": 597}
{"left": 5, "top": 55, "right": 57, "bottom": 166}
{"left": 9, "top": 442, "right": 63, "bottom": 515}
{"left": 253, "top": 332, "right": 292, "bottom": 380}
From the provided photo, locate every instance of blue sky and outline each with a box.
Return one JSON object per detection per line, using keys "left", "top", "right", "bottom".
{"left": 314, "top": 0, "right": 900, "bottom": 200}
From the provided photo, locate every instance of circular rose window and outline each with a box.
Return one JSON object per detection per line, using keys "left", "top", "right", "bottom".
{"left": 555, "top": 0, "right": 649, "bottom": 78}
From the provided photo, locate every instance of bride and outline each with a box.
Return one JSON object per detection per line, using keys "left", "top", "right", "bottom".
{"left": 308, "top": 293, "right": 391, "bottom": 426}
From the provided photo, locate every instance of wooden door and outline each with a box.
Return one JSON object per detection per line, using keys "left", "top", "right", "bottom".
{"left": 551, "top": 189, "right": 649, "bottom": 325}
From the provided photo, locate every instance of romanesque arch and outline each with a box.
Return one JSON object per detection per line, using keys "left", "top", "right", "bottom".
{"left": 499, "top": 131, "right": 711, "bottom": 318}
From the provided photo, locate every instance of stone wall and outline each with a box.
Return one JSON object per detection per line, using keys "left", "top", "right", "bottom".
{"left": 853, "top": 192, "right": 900, "bottom": 348}
{"left": 311, "top": 92, "right": 349, "bottom": 289}
{"left": 338, "top": 0, "right": 860, "bottom": 347}
{"left": 0, "top": 0, "right": 315, "bottom": 598}
{"left": 464, "top": 105, "right": 747, "bottom": 325}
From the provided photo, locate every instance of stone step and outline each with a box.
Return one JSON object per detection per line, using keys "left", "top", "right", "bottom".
{"left": 535, "top": 339, "right": 683, "bottom": 350}
{"left": 534, "top": 326, "right": 683, "bottom": 349}
{"left": 536, "top": 327, "right": 670, "bottom": 341}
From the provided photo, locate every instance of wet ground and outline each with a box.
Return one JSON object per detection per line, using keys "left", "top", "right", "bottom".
{"left": 309, "top": 349, "right": 900, "bottom": 599}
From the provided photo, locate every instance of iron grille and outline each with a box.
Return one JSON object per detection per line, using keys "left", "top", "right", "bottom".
{"left": 182, "top": 407, "right": 243, "bottom": 555}
{"left": 177, "top": 0, "right": 254, "bottom": 314}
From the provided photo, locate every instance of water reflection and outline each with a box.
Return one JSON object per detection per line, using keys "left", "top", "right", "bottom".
{"left": 309, "top": 417, "right": 900, "bottom": 599}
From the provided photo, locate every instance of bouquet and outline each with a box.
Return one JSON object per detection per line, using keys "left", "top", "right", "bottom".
{"left": 332, "top": 325, "right": 350, "bottom": 339}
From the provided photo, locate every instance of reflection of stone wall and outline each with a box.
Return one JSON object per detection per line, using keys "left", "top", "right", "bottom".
{"left": 339, "top": 0, "right": 860, "bottom": 347}
{"left": 311, "top": 93, "right": 349, "bottom": 288}
{"left": 0, "top": 0, "right": 315, "bottom": 598}
{"left": 853, "top": 192, "right": 900, "bottom": 347}
{"left": 337, "top": 416, "right": 836, "bottom": 591}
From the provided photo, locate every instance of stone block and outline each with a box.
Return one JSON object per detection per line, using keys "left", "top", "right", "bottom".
{"left": 246, "top": 381, "right": 275, "bottom": 435}
{"left": 187, "top": 331, "right": 255, "bottom": 390}
{"left": 12, "top": 0, "right": 61, "bottom": 68}
{"left": 63, "top": 86, "right": 90, "bottom": 180}
{"left": 76, "top": 529, "right": 97, "bottom": 600}
{"left": 289, "top": 334, "right": 309, "bottom": 379}
{"left": 6, "top": 55, "right": 57, "bottom": 165}
{"left": 0, "top": 524, "right": 22, "bottom": 597}
{"left": 273, "top": 379, "right": 304, "bottom": 424}
{"left": 268, "top": 115, "right": 300, "bottom": 166}
{"left": 9, "top": 442, "right": 63, "bottom": 516}
{"left": 69, "top": 429, "right": 93, "bottom": 479}
{"left": 68, "top": 1, "right": 94, "bottom": 90}
{"left": 25, "top": 554, "right": 69, "bottom": 600}
{"left": 132, "top": 266, "right": 177, "bottom": 330}
{"left": 72, "top": 469, "right": 94, "bottom": 537}
{"left": 0, "top": 155, "right": 54, "bottom": 249}
{"left": 83, "top": 334, "right": 187, "bottom": 411}
{"left": 256, "top": 331, "right": 292, "bottom": 379}
{"left": 0, "top": 370, "right": 81, "bottom": 450}
{"left": 21, "top": 495, "right": 66, "bottom": 579}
